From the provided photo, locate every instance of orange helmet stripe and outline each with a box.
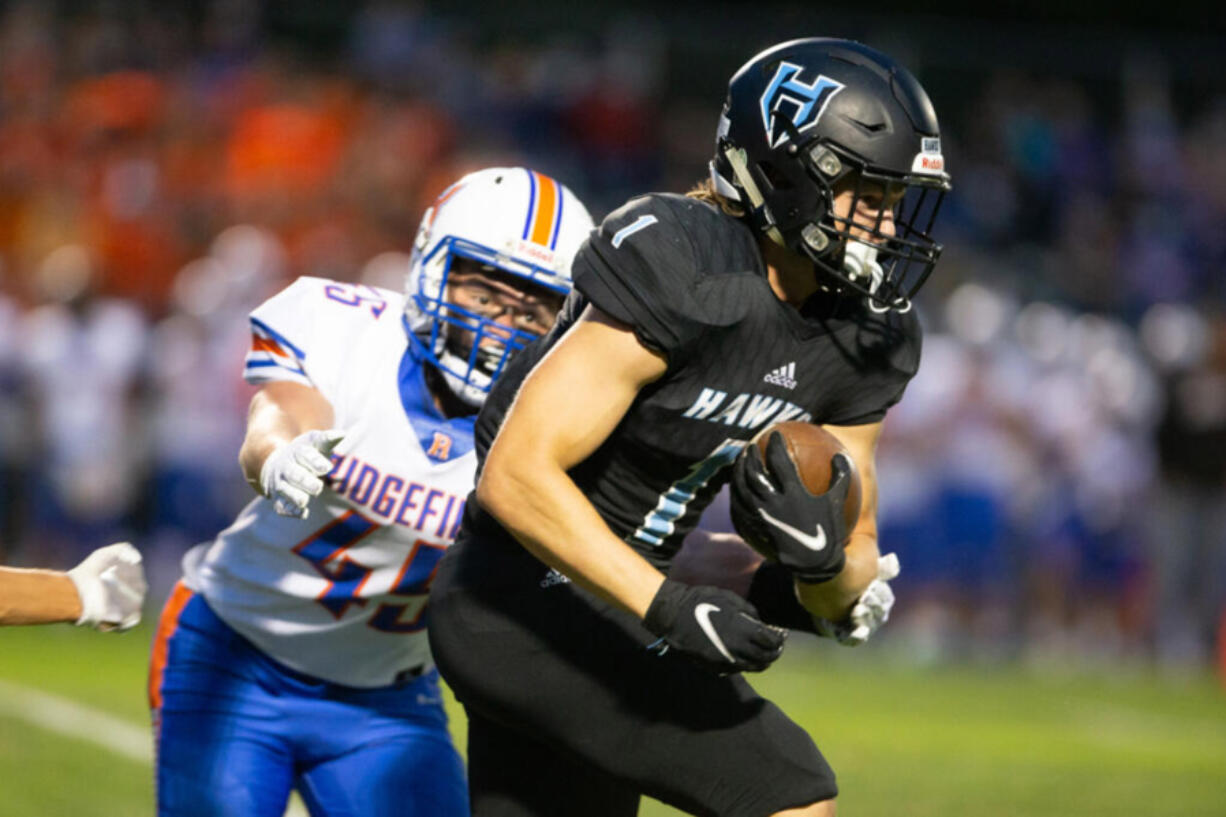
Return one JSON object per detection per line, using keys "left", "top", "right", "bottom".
{"left": 527, "top": 171, "right": 560, "bottom": 247}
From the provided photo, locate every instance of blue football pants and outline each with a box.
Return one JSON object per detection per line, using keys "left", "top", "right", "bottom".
{"left": 149, "top": 584, "right": 468, "bottom": 817}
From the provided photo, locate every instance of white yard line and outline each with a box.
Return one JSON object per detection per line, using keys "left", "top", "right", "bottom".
{"left": 0, "top": 679, "right": 310, "bottom": 817}
{"left": 0, "top": 679, "right": 152, "bottom": 763}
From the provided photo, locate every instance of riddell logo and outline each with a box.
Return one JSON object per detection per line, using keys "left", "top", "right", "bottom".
{"left": 763, "top": 362, "right": 798, "bottom": 390}
{"left": 912, "top": 138, "right": 946, "bottom": 176}
{"left": 512, "top": 240, "right": 557, "bottom": 266}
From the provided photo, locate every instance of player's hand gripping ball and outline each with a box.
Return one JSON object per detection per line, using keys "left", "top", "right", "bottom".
{"left": 729, "top": 422, "right": 862, "bottom": 583}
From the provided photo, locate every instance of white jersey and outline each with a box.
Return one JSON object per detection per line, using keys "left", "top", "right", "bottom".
{"left": 185, "top": 277, "right": 477, "bottom": 688}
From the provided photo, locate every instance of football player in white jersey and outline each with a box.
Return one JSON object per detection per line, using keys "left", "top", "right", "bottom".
{"left": 148, "top": 168, "right": 593, "bottom": 817}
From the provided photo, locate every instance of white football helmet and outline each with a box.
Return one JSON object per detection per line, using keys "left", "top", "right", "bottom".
{"left": 406, "top": 167, "right": 594, "bottom": 407}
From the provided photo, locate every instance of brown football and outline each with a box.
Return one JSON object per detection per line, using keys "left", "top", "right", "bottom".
{"left": 754, "top": 421, "right": 862, "bottom": 534}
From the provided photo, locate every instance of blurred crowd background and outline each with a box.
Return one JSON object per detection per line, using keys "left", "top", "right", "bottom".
{"left": 1, "top": 1, "right": 1224, "bottom": 673}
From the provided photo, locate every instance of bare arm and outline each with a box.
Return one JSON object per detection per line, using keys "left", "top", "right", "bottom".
{"left": 477, "top": 305, "right": 670, "bottom": 618}
{"left": 2, "top": 542, "right": 147, "bottom": 630}
{"left": 794, "top": 420, "right": 884, "bottom": 620}
{"left": 238, "top": 381, "right": 335, "bottom": 494}
{"left": 0, "top": 568, "right": 81, "bottom": 625}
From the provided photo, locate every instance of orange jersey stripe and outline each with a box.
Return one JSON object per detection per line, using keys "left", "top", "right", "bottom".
{"left": 528, "top": 172, "right": 559, "bottom": 246}
{"left": 251, "top": 335, "right": 285, "bottom": 355}
{"left": 147, "top": 582, "right": 194, "bottom": 711}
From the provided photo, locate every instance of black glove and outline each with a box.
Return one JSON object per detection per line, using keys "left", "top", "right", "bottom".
{"left": 643, "top": 579, "right": 787, "bottom": 674}
{"left": 729, "top": 431, "right": 851, "bottom": 584}
{"left": 746, "top": 562, "right": 819, "bottom": 634}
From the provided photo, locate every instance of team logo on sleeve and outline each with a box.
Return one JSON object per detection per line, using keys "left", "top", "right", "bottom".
{"left": 760, "top": 62, "right": 845, "bottom": 148}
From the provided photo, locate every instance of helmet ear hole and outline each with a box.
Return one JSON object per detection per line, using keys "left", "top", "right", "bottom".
{"left": 756, "top": 160, "right": 792, "bottom": 191}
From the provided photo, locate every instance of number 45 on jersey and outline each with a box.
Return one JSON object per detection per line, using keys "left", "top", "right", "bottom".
{"left": 293, "top": 510, "right": 445, "bottom": 633}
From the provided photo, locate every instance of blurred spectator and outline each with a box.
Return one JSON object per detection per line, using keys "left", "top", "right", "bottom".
{"left": 0, "top": 283, "right": 23, "bottom": 558}
{"left": 16, "top": 245, "right": 147, "bottom": 562}
{"left": 1148, "top": 309, "right": 1226, "bottom": 667}
{"left": 144, "top": 227, "right": 281, "bottom": 549}
{"left": 0, "top": 2, "right": 1223, "bottom": 670}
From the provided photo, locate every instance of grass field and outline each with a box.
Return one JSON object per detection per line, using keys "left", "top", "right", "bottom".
{"left": 2, "top": 621, "right": 1225, "bottom": 816}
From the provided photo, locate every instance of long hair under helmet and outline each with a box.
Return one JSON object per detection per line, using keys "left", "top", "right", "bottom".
{"left": 710, "top": 38, "right": 951, "bottom": 311}
{"left": 405, "top": 167, "right": 593, "bottom": 406}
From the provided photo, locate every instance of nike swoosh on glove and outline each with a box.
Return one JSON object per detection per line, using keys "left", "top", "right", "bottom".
{"left": 730, "top": 431, "right": 851, "bottom": 583}
{"left": 644, "top": 579, "right": 787, "bottom": 674}
{"left": 260, "top": 429, "right": 345, "bottom": 518}
{"left": 816, "top": 553, "right": 900, "bottom": 646}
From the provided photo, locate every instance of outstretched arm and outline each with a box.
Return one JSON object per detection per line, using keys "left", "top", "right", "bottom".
{"left": 1, "top": 542, "right": 146, "bottom": 630}
{"left": 0, "top": 567, "right": 81, "bottom": 625}
{"left": 238, "top": 381, "right": 342, "bottom": 518}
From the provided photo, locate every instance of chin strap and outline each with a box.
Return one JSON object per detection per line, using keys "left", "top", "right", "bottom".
{"left": 721, "top": 145, "right": 787, "bottom": 248}
{"left": 841, "top": 241, "right": 911, "bottom": 313}
{"left": 435, "top": 347, "right": 488, "bottom": 408}
{"left": 842, "top": 241, "right": 883, "bottom": 294}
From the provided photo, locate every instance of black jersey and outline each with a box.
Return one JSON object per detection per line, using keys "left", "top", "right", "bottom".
{"left": 465, "top": 193, "right": 921, "bottom": 569}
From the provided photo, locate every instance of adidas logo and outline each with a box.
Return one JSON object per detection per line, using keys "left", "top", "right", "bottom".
{"left": 763, "top": 362, "right": 798, "bottom": 390}
{"left": 539, "top": 568, "right": 572, "bottom": 589}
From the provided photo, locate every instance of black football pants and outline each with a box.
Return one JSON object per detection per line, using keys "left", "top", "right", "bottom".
{"left": 427, "top": 538, "right": 837, "bottom": 817}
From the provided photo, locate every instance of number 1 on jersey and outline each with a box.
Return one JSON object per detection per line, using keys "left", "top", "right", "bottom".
{"left": 631, "top": 438, "right": 748, "bottom": 547}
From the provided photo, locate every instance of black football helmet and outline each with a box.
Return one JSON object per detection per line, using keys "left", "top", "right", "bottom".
{"left": 710, "top": 38, "right": 951, "bottom": 311}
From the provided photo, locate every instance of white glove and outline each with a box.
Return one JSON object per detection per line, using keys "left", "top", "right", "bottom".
{"left": 67, "top": 542, "right": 147, "bottom": 631}
{"left": 260, "top": 429, "right": 345, "bottom": 518}
{"left": 816, "top": 552, "right": 900, "bottom": 646}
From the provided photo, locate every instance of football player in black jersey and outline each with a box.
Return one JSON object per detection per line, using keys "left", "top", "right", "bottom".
{"left": 428, "top": 38, "right": 951, "bottom": 817}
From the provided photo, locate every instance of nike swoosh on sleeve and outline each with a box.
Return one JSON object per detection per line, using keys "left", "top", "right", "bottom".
{"left": 693, "top": 603, "right": 735, "bottom": 663}
{"left": 756, "top": 509, "right": 827, "bottom": 551}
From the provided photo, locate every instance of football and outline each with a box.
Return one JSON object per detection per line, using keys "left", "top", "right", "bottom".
{"left": 755, "top": 421, "right": 862, "bottom": 532}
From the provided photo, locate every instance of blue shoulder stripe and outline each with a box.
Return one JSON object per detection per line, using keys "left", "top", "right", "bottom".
{"left": 244, "top": 359, "right": 309, "bottom": 380}
{"left": 245, "top": 359, "right": 297, "bottom": 370}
